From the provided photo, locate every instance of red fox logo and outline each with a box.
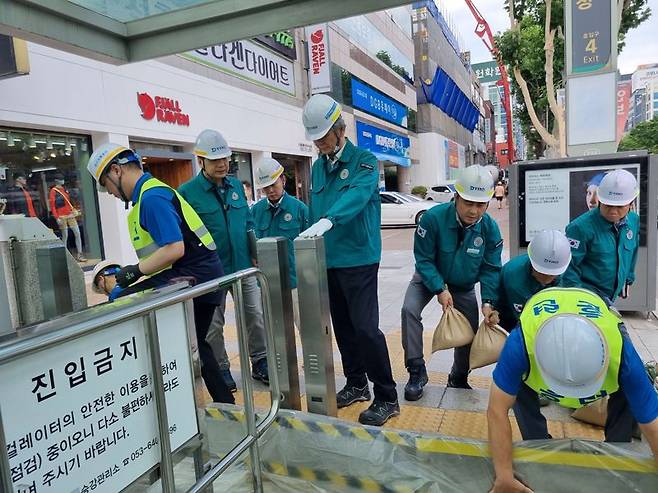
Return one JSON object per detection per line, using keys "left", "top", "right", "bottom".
{"left": 137, "top": 92, "right": 156, "bottom": 120}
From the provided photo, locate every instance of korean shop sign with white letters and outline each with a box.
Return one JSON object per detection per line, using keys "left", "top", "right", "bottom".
{"left": 0, "top": 303, "right": 197, "bottom": 493}
{"left": 181, "top": 40, "right": 296, "bottom": 96}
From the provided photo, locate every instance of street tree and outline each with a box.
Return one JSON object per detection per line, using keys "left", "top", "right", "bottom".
{"left": 497, "top": 0, "right": 651, "bottom": 158}
{"left": 618, "top": 117, "right": 658, "bottom": 154}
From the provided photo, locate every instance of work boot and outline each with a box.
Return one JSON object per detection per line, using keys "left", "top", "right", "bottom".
{"left": 447, "top": 374, "right": 472, "bottom": 390}
{"left": 251, "top": 358, "right": 269, "bottom": 385}
{"left": 220, "top": 369, "right": 237, "bottom": 393}
{"left": 336, "top": 383, "right": 371, "bottom": 408}
{"left": 404, "top": 364, "right": 428, "bottom": 401}
{"left": 358, "top": 400, "right": 400, "bottom": 426}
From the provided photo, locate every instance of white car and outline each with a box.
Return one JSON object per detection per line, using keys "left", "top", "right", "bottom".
{"left": 380, "top": 191, "right": 434, "bottom": 226}
{"left": 425, "top": 182, "right": 456, "bottom": 203}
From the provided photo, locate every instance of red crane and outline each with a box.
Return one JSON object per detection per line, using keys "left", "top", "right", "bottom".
{"left": 464, "top": 0, "right": 515, "bottom": 164}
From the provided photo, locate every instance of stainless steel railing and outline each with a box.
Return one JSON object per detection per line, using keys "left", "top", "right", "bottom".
{"left": 0, "top": 267, "right": 281, "bottom": 493}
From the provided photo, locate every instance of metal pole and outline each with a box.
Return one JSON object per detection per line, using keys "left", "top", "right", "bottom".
{"left": 233, "top": 280, "right": 263, "bottom": 492}
{"left": 293, "top": 236, "right": 337, "bottom": 416}
{"left": 144, "top": 311, "right": 176, "bottom": 493}
{"left": 0, "top": 404, "right": 14, "bottom": 493}
{"left": 256, "top": 237, "right": 301, "bottom": 411}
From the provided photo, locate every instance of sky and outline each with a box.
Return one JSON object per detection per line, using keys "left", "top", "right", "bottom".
{"left": 440, "top": 0, "right": 658, "bottom": 74}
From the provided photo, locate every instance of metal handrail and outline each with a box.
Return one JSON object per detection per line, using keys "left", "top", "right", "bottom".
{"left": 0, "top": 267, "right": 281, "bottom": 493}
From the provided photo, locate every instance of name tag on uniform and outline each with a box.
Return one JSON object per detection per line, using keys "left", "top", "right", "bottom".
{"left": 467, "top": 248, "right": 480, "bottom": 255}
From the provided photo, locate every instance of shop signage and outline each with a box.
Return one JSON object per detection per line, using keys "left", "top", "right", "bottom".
{"left": 0, "top": 303, "right": 197, "bottom": 493}
{"left": 356, "top": 121, "right": 410, "bottom": 167}
{"left": 351, "top": 78, "right": 407, "bottom": 128}
{"left": 181, "top": 40, "right": 295, "bottom": 97}
{"left": 472, "top": 61, "right": 501, "bottom": 84}
{"left": 616, "top": 80, "right": 632, "bottom": 144}
{"left": 254, "top": 30, "right": 296, "bottom": 60}
{"left": 305, "top": 24, "right": 331, "bottom": 94}
{"left": 137, "top": 93, "right": 190, "bottom": 126}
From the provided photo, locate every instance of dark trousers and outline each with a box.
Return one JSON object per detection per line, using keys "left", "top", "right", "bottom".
{"left": 194, "top": 300, "right": 235, "bottom": 404}
{"left": 514, "top": 383, "right": 634, "bottom": 441}
{"left": 327, "top": 264, "right": 397, "bottom": 402}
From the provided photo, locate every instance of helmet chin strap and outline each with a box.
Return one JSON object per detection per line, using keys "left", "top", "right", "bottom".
{"left": 106, "top": 169, "right": 131, "bottom": 210}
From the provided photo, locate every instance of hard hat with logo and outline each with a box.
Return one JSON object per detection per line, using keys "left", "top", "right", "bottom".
{"left": 255, "top": 158, "right": 285, "bottom": 189}
{"left": 92, "top": 260, "right": 122, "bottom": 293}
{"left": 454, "top": 165, "right": 495, "bottom": 202}
{"left": 302, "top": 94, "right": 342, "bottom": 141}
{"left": 87, "top": 143, "right": 139, "bottom": 191}
{"left": 194, "top": 129, "right": 232, "bottom": 160}
{"left": 535, "top": 314, "right": 609, "bottom": 399}
{"left": 597, "top": 169, "right": 638, "bottom": 206}
{"left": 527, "top": 230, "right": 572, "bottom": 276}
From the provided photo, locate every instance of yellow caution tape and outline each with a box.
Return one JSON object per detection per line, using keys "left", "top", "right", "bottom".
{"left": 205, "top": 408, "right": 657, "bottom": 474}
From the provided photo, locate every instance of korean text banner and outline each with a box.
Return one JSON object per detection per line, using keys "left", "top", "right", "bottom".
{"left": 181, "top": 39, "right": 295, "bottom": 96}
{"left": 356, "top": 120, "right": 411, "bottom": 167}
{"left": 0, "top": 303, "right": 197, "bottom": 493}
{"left": 351, "top": 78, "right": 408, "bottom": 128}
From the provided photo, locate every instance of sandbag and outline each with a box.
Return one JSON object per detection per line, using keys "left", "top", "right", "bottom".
{"left": 432, "top": 306, "right": 474, "bottom": 352}
{"left": 469, "top": 321, "right": 508, "bottom": 370}
{"left": 571, "top": 397, "right": 608, "bottom": 427}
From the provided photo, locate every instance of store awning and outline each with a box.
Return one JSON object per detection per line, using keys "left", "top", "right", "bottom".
{"left": 0, "top": 0, "right": 412, "bottom": 64}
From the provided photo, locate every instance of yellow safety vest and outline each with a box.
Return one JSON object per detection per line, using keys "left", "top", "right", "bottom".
{"left": 127, "top": 177, "right": 216, "bottom": 270}
{"left": 519, "top": 287, "right": 623, "bottom": 409}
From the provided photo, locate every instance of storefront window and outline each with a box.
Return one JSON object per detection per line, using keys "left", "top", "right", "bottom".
{"left": 0, "top": 128, "right": 102, "bottom": 265}
{"left": 229, "top": 151, "right": 254, "bottom": 201}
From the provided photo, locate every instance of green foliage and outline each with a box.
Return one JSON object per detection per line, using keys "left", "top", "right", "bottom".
{"left": 497, "top": 0, "right": 651, "bottom": 158}
{"left": 411, "top": 185, "right": 428, "bottom": 198}
{"left": 618, "top": 117, "right": 658, "bottom": 154}
{"left": 376, "top": 50, "right": 411, "bottom": 82}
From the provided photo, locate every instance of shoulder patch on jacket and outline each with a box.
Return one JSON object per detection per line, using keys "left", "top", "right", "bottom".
{"left": 568, "top": 238, "right": 580, "bottom": 249}
{"left": 416, "top": 225, "right": 427, "bottom": 238}
{"left": 360, "top": 163, "right": 375, "bottom": 170}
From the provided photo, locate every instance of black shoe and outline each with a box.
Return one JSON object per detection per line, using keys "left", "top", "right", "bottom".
{"left": 447, "top": 374, "right": 472, "bottom": 390}
{"left": 220, "top": 369, "right": 237, "bottom": 393}
{"left": 251, "top": 358, "right": 269, "bottom": 384}
{"left": 358, "top": 400, "right": 400, "bottom": 426}
{"left": 336, "top": 383, "right": 371, "bottom": 408}
{"left": 404, "top": 365, "right": 428, "bottom": 401}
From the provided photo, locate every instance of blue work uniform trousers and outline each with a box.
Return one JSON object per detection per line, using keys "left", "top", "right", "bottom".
{"left": 327, "top": 263, "right": 398, "bottom": 403}
{"left": 401, "top": 271, "right": 479, "bottom": 379}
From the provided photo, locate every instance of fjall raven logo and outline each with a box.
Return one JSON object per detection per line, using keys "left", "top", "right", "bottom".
{"left": 137, "top": 92, "right": 156, "bottom": 120}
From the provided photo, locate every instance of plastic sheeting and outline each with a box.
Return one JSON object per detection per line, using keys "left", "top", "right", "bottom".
{"left": 204, "top": 406, "right": 658, "bottom": 492}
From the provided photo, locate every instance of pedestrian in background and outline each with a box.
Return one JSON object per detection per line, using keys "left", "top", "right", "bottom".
{"left": 494, "top": 181, "right": 505, "bottom": 209}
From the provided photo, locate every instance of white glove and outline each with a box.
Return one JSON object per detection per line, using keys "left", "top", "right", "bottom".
{"left": 299, "top": 218, "right": 333, "bottom": 238}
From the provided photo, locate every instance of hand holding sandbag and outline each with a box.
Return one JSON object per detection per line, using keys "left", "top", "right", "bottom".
{"left": 469, "top": 318, "right": 508, "bottom": 370}
{"left": 432, "top": 306, "right": 474, "bottom": 352}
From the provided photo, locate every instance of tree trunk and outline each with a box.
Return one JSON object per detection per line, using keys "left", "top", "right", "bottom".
{"left": 544, "top": 0, "right": 566, "bottom": 156}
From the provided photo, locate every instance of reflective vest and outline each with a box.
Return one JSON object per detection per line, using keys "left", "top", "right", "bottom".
{"left": 519, "top": 287, "right": 623, "bottom": 409}
{"left": 127, "top": 177, "right": 216, "bottom": 269}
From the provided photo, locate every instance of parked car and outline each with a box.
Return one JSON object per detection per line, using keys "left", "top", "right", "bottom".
{"left": 380, "top": 191, "right": 434, "bottom": 226}
{"left": 425, "top": 181, "right": 456, "bottom": 203}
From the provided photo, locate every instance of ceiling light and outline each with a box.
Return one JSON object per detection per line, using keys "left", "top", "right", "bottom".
{"left": 46, "top": 136, "right": 53, "bottom": 150}
{"left": 50, "top": 152, "right": 57, "bottom": 158}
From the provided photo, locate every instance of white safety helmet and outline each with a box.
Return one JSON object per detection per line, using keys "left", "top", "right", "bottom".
{"left": 535, "top": 314, "right": 609, "bottom": 399}
{"left": 597, "top": 169, "right": 639, "bottom": 206}
{"left": 92, "top": 260, "right": 122, "bottom": 294}
{"left": 87, "top": 143, "right": 138, "bottom": 191}
{"left": 455, "top": 165, "right": 495, "bottom": 202}
{"left": 194, "top": 129, "right": 232, "bottom": 160}
{"left": 302, "top": 94, "right": 342, "bottom": 141}
{"left": 255, "top": 158, "right": 285, "bottom": 189}
{"left": 527, "top": 230, "right": 572, "bottom": 276}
